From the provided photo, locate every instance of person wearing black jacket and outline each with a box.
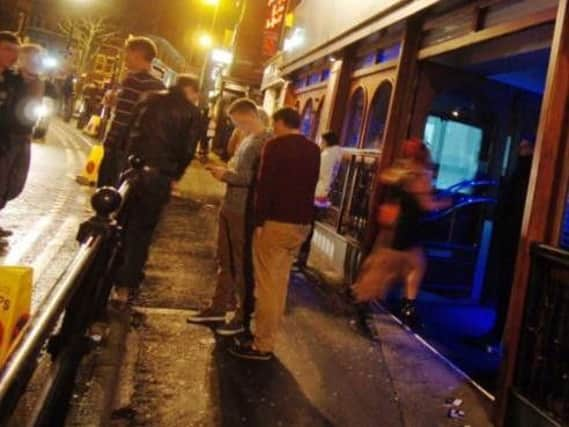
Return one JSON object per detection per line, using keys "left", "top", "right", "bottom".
{"left": 0, "top": 31, "right": 22, "bottom": 242}
{"left": 112, "top": 74, "right": 202, "bottom": 304}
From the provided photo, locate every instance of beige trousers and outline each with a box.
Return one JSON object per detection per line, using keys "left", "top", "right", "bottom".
{"left": 253, "top": 221, "right": 310, "bottom": 353}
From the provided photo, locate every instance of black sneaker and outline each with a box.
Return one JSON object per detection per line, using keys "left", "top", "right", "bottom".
{"left": 186, "top": 307, "right": 226, "bottom": 323}
{"left": 228, "top": 342, "right": 273, "bottom": 361}
{"left": 216, "top": 320, "right": 245, "bottom": 337}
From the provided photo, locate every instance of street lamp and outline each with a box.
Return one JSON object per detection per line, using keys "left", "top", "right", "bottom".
{"left": 198, "top": 33, "right": 213, "bottom": 49}
{"left": 203, "top": 0, "right": 220, "bottom": 5}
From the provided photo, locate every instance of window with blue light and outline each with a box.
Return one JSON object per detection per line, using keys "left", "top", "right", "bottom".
{"left": 343, "top": 89, "right": 365, "bottom": 148}
{"left": 424, "top": 115, "right": 483, "bottom": 191}
{"left": 301, "top": 101, "right": 314, "bottom": 137}
{"left": 354, "top": 52, "right": 376, "bottom": 71}
{"left": 321, "top": 69, "right": 330, "bottom": 82}
{"left": 294, "top": 78, "right": 306, "bottom": 90}
{"left": 561, "top": 192, "right": 569, "bottom": 250}
{"left": 364, "top": 81, "right": 392, "bottom": 149}
{"left": 377, "top": 44, "right": 401, "bottom": 64}
{"left": 308, "top": 72, "right": 320, "bottom": 85}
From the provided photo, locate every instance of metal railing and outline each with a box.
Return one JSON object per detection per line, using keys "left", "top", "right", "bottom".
{"left": 0, "top": 158, "right": 142, "bottom": 426}
{"left": 513, "top": 243, "right": 569, "bottom": 425}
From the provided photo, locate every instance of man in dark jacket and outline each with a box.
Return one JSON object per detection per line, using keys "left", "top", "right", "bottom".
{"left": 0, "top": 35, "right": 44, "bottom": 244}
{"left": 0, "top": 31, "right": 21, "bottom": 243}
{"left": 112, "top": 74, "right": 201, "bottom": 304}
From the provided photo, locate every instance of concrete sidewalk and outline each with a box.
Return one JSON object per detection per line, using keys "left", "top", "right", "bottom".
{"left": 67, "top": 162, "right": 494, "bottom": 427}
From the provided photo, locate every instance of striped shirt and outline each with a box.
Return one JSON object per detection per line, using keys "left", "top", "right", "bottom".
{"left": 104, "top": 70, "right": 165, "bottom": 149}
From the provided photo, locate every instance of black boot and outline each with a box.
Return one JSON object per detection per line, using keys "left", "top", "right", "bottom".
{"left": 348, "top": 289, "right": 379, "bottom": 341}
{"left": 400, "top": 298, "right": 421, "bottom": 332}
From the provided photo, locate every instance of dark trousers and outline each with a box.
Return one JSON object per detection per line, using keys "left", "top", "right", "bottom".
{"left": 98, "top": 146, "right": 127, "bottom": 188}
{"left": 298, "top": 207, "right": 326, "bottom": 265}
{"left": 211, "top": 208, "right": 255, "bottom": 329}
{"left": 0, "top": 139, "right": 31, "bottom": 210}
{"left": 115, "top": 172, "right": 171, "bottom": 288}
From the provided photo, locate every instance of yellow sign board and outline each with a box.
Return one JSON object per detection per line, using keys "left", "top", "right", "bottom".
{"left": 76, "top": 144, "right": 104, "bottom": 187}
{"left": 0, "top": 267, "right": 32, "bottom": 365}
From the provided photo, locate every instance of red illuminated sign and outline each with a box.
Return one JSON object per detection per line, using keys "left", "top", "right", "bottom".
{"left": 262, "top": 0, "right": 288, "bottom": 57}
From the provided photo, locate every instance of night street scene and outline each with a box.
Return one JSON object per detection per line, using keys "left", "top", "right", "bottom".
{"left": 0, "top": 0, "right": 568, "bottom": 426}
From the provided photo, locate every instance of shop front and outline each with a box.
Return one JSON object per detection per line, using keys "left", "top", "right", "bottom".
{"left": 264, "top": 0, "right": 569, "bottom": 425}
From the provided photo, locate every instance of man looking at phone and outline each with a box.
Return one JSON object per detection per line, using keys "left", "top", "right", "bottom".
{"left": 187, "top": 99, "right": 272, "bottom": 338}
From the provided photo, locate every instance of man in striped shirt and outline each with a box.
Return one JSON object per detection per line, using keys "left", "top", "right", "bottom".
{"left": 97, "top": 36, "right": 165, "bottom": 187}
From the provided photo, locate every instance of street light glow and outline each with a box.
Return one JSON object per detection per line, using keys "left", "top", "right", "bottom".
{"left": 211, "top": 49, "right": 233, "bottom": 65}
{"left": 42, "top": 55, "right": 59, "bottom": 70}
{"left": 198, "top": 33, "right": 213, "bottom": 48}
{"left": 203, "top": 0, "right": 220, "bottom": 5}
{"left": 284, "top": 28, "right": 305, "bottom": 52}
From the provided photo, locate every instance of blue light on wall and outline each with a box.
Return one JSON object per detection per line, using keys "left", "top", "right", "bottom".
{"left": 561, "top": 193, "right": 569, "bottom": 250}
{"left": 377, "top": 43, "right": 401, "bottom": 64}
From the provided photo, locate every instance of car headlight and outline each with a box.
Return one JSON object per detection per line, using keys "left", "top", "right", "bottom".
{"left": 33, "top": 104, "right": 49, "bottom": 119}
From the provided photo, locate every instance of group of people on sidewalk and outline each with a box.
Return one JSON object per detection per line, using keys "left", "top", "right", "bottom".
{"left": 182, "top": 101, "right": 448, "bottom": 358}
{"left": 0, "top": 30, "right": 447, "bottom": 361}
{"left": 185, "top": 100, "right": 323, "bottom": 360}
{"left": 90, "top": 34, "right": 342, "bottom": 360}
{"left": 88, "top": 37, "right": 204, "bottom": 305}
{"left": 98, "top": 36, "right": 447, "bottom": 361}
{"left": 0, "top": 31, "right": 46, "bottom": 253}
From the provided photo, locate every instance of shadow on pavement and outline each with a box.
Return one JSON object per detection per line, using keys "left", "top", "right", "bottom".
{"left": 210, "top": 335, "right": 335, "bottom": 427}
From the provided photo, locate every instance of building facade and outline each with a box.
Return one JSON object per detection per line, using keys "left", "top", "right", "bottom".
{"left": 262, "top": 1, "right": 569, "bottom": 426}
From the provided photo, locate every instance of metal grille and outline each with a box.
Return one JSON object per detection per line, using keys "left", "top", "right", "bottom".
{"left": 514, "top": 244, "right": 569, "bottom": 424}
{"left": 341, "top": 156, "right": 378, "bottom": 241}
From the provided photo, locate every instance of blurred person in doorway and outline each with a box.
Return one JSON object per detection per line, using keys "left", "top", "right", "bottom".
{"left": 97, "top": 36, "right": 165, "bottom": 188}
{"left": 297, "top": 131, "right": 343, "bottom": 268}
{"left": 187, "top": 99, "right": 272, "bottom": 338}
{"left": 351, "top": 138, "right": 450, "bottom": 335}
{"left": 111, "top": 75, "right": 202, "bottom": 306}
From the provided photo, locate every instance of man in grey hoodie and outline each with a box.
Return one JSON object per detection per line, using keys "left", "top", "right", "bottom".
{"left": 187, "top": 98, "right": 272, "bottom": 337}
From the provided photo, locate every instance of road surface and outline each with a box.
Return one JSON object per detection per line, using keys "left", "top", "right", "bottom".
{"left": 0, "top": 118, "right": 95, "bottom": 308}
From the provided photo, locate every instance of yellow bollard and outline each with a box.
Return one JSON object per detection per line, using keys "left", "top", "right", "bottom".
{"left": 83, "top": 114, "right": 101, "bottom": 137}
{"left": 76, "top": 144, "right": 104, "bottom": 186}
{"left": 0, "top": 267, "right": 32, "bottom": 365}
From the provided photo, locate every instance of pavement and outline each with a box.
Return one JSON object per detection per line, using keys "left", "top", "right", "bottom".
{"left": 64, "top": 161, "right": 495, "bottom": 427}
{"left": 0, "top": 118, "right": 94, "bottom": 307}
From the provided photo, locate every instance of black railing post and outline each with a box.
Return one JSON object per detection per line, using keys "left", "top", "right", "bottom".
{"left": 0, "top": 156, "right": 145, "bottom": 427}
{"left": 32, "top": 187, "right": 123, "bottom": 427}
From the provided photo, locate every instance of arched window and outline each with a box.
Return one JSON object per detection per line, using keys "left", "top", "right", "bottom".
{"left": 300, "top": 99, "right": 314, "bottom": 137}
{"left": 310, "top": 97, "right": 324, "bottom": 140}
{"left": 343, "top": 88, "right": 365, "bottom": 148}
{"left": 364, "top": 81, "right": 393, "bottom": 149}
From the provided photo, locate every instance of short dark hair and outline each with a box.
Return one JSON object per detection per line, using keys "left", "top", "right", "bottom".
{"left": 227, "top": 98, "right": 258, "bottom": 115}
{"left": 0, "top": 31, "right": 20, "bottom": 45}
{"left": 272, "top": 107, "right": 301, "bottom": 129}
{"left": 175, "top": 74, "right": 199, "bottom": 92}
{"left": 322, "top": 131, "right": 339, "bottom": 146}
{"left": 125, "top": 36, "right": 157, "bottom": 62}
